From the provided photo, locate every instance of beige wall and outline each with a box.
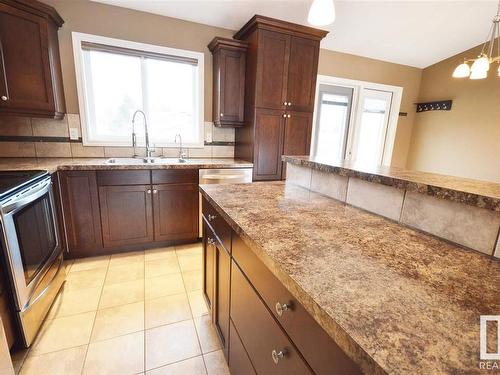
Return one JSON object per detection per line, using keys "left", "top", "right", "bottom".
{"left": 407, "top": 42, "right": 500, "bottom": 182}
{"left": 43, "top": 0, "right": 234, "bottom": 120}
{"left": 318, "top": 50, "right": 422, "bottom": 167}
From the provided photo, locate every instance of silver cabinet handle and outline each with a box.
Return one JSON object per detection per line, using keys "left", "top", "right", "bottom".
{"left": 207, "top": 237, "right": 216, "bottom": 245}
{"left": 287, "top": 102, "right": 292, "bottom": 106}
{"left": 283, "top": 101, "right": 287, "bottom": 105}
{"left": 153, "top": 189, "right": 158, "bottom": 194}
{"left": 1, "top": 95, "right": 7, "bottom": 101}
{"left": 272, "top": 349, "right": 286, "bottom": 364}
{"left": 282, "top": 113, "right": 287, "bottom": 118}
{"left": 275, "top": 302, "right": 290, "bottom": 316}
{"left": 287, "top": 114, "right": 291, "bottom": 118}
{"left": 220, "top": 113, "right": 224, "bottom": 117}
{"left": 208, "top": 214, "right": 217, "bottom": 221}
{"left": 147, "top": 189, "right": 151, "bottom": 194}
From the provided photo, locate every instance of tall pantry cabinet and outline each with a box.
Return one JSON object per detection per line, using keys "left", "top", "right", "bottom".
{"left": 234, "top": 15, "right": 328, "bottom": 181}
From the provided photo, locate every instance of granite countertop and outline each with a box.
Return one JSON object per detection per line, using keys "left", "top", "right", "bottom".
{"left": 0, "top": 157, "right": 253, "bottom": 173}
{"left": 283, "top": 155, "right": 500, "bottom": 211}
{"left": 200, "top": 182, "right": 500, "bottom": 375}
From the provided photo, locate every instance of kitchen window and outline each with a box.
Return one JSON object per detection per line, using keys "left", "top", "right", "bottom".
{"left": 311, "top": 76, "right": 402, "bottom": 166}
{"left": 72, "top": 32, "right": 204, "bottom": 147}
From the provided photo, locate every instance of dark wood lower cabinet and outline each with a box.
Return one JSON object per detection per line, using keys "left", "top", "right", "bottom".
{"left": 153, "top": 183, "right": 198, "bottom": 242}
{"left": 59, "top": 171, "right": 103, "bottom": 258}
{"left": 229, "top": 319, "right": 256, "bottom": 375}
{"left": 203, "top": 221, "right": 216, "bottom": 311}
{"left": 99, "top": 185, "right": 154, "bottom": 248}
{"left": 202, "top": 198, "right": 362, "bottom": 375}
{"left": 231, "top": 260, "right": 312, "bottom": 374}
{"left": 214, "top": 239, "right": 231, "bottom": 359}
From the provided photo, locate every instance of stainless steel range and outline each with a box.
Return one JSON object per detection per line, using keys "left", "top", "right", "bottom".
{"left": 0, "top": 171, "right": 65, "bottom": 347}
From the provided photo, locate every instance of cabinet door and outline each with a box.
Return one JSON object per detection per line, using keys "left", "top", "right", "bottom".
{"left": 214, "top": 241, "right": 231, "bottom": 359}
{"left": 282, "top": 111, "right": 313, "bottom": 179}
{"left": 99, "top": 185, "right": 154, "bottom": 248}
{"left": 152, "top": 183, "right": 198, "bottom": 242}
{"left": 231, "top": 261, "right": 312, "bottom": 374}
{"left": 229, "top": 319, "right": 256, "bottom": 375}
{"left": 253, "top": 108, "right": 285, "bottom": 181}
{"left": 203, "top": 221, "right": 216, "bottom": 311}
{"left": 255, "top": 30, "right": 289, "bottom": 110}
{"left": 216, "top": 49, "right": 246, "bottom": 127}
{"left": 0, "top": 3, "right": 55, "bottom": 115}
{"left": 59, "top": 171, "right": 103, "bottom": 258}
{"left": 286, "top": 37, "right": 320, "bottom": 113}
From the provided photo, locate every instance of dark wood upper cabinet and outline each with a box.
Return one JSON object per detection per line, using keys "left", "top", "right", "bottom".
{"left": 59, "top": 171, "right": 103, "bottom": 258}
{"left": 253, "top": 108, "right": 285, "bottom": 181}
{"left": 0, "top": 0, "right": 65, "bottom": 119}
{"left": 153, "top": 183, "right": 198, "bottom": 242}
{"left": 255, "top": 30, "right": 289, "bottom": 110}
{"left": 99, "top": 185, "right": 154, "bottom": 248}
{"left": 233, "top": 15, "right": 328, "bottom": 181}
{"left": 286, "top": 37, "right": 320, "bottom": 113}
{"left": 209, "top": 37, "right": 248, "bottom": 128}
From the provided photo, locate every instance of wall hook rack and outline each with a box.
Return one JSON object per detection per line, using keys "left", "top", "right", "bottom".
{"left": 415, "top": 100, "right": 452, "bottom": 112}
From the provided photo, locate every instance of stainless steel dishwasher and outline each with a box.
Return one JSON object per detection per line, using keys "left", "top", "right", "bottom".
{"left": 199, "top": 168, "right": 253, "bottom": 237}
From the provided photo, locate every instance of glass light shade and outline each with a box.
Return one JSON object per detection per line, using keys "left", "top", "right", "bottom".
{"left": 470, "top": 69, "right": 488, "bottom": 80}
{"left": 308, "top": 0, "right": 336, "bottom": 26}
{"left": 452, "top": 63, "right": 470, "bottom": 78}
{"left": 470, "top": 56, "right": 490, "bottom": 73}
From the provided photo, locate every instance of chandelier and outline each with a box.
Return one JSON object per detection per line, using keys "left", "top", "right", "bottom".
{"left": 453, "top": 0, "right": 500, "bottom": 79}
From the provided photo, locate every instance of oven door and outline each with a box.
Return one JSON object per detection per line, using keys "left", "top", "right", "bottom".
{"left": 0, "top": 176, "right": 64, "bottom": 344}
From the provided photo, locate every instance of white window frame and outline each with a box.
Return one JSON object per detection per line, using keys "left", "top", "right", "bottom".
{"left": 72, "top": 32, "right": 205, "bottom": 148}
{"left": 311, "top": 75, "right": 403, "bottom": 166}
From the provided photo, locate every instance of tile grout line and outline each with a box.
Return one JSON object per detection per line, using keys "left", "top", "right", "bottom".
{"left": 80, "top": 256, "right": 111, "bottom": 375}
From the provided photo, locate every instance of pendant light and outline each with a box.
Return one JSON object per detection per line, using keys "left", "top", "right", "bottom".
{"left": 308, "top": 0, "right": 336, "bottom": 26}
{"left": 452, "top": 0, "right": 500, "bottom": 79}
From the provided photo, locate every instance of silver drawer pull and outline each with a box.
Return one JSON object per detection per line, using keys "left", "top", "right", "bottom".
{"left": 272, "top": 349, "right": 286, "bottom": 364}
{"left": 207, "top": 237, "right": 216, "bottom": 245}
{"left": 1, "top": 95, "right": 7, "bottom": 101}
{"left": 208, "top": 214, "right": 217, "bottom": 221}
{"left": 153, "top": 189, "right": 158, "bottom": 194}
{"left": 147, "top": 189, "right": 152, "bottom": 194}
{"left": 275, "top": 302, "right": 290, "bottom": 316}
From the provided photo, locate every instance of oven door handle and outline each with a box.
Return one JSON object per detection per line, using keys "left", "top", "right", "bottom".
{"left": 2, "top": 178, "right": 52, "bottom": 214}
{"left": 23, "top": 254, "right": 63, "bottom": 310}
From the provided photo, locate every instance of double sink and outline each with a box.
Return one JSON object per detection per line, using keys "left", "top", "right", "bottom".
{"left": 105, "top": 157, "right": 192, "bottom": 165}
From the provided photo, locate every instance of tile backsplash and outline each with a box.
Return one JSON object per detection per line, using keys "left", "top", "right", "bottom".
{"left": 0, "top": 115, "right": 234, "bottom": 158}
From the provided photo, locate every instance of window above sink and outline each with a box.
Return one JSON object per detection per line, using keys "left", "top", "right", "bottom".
{"left": 72, "top": 32, "right": 204, "bottom": 148}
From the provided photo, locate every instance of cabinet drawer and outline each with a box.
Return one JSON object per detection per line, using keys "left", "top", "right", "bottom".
{"left": 202, "top": 197, "right": 231, "bottom": 252}
{"left": 232, "top": 234, "right": 362, "bottom": 375}
{"left": 230, "top": 260, "right": 312, "bottom": 375}
{"left": 152, "top": 169, "right": 198, "bottom": 184}
{"left": 229, "top": 319, "right": 256, "bottom": 375}
{"left": 97, "top": 170, "right": 150, "bottom": 185}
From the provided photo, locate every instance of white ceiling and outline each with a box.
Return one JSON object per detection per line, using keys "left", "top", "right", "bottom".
{"left": 92, "top": 0, "right": 498, "bottom": 68}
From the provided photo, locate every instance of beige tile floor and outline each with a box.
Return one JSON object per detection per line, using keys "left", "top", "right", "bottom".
{"left": 13, "top": 243, "right": 230, "bottom": 375}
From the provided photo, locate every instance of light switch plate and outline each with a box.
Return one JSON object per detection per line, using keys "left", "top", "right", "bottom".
{"left": 69, "top": 128, "right": 79, "bottom": 140}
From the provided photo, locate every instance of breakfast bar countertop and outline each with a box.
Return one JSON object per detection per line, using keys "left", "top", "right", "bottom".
{"left": 199, "top": 181, "right": 500, "bottom": 375}
{"left": 283, "top": 155, "right": 500, "bottom": 211}
{"left": 0, "top": 157, "right": 253, "bottom": 173}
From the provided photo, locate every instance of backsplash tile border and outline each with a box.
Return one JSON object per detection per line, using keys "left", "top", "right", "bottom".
{"left": 0, "top": 115, "right": 235, "bottom": 158}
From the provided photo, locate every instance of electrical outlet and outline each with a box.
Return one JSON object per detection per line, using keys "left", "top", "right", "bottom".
{"left": 69, "top": 128, "right": 79, "bottom": 140}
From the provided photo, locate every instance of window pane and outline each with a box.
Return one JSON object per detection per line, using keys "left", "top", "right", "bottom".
{"left": 144, "top": 58, "right": 199, "bottom": 144}
{"left": 85, "top": 50, "right": 142, "bottom": 141}
{"left": 313, "top": 85, "right": 353, "bottom": 161}
{"left": 352, "top": 92, "right": 392, "bottom": 166}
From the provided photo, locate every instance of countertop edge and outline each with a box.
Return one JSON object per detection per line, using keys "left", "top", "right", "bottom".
{"left": 199, "top": 186, "right": 387, "bottom": 375}
{"left": 282, "top": 155, "right": 500, "bottom": 212}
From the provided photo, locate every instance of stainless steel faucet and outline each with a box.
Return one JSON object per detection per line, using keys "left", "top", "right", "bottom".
{"left": 132, "top": 110, "right": 154, "bottom": 159}
{"left": 175, "top": 134, "right": 187, "bottom": 162}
